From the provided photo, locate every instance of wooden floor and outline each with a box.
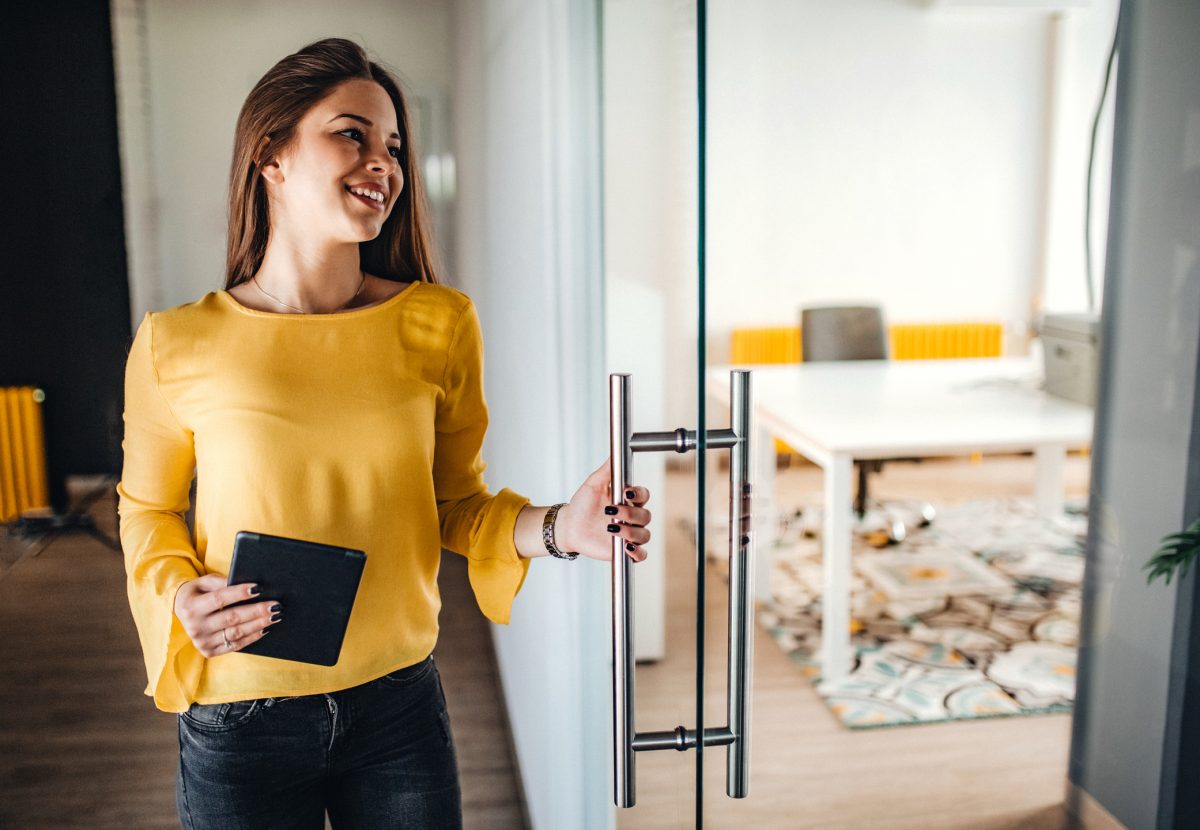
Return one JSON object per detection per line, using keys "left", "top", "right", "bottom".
{"left": 617, "top": 451, "right": 1090, "bottom": 830}
{"left": 0, "top": 480, "right": 528, "bottom": 829}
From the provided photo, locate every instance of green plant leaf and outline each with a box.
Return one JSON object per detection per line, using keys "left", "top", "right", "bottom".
{"left": 1145, "top": 517, "right": 1200, "bottom": 587}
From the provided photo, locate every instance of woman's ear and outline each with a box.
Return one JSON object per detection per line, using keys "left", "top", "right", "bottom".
{"left": 255, "top": 135, "right": 284, "bottom": 185}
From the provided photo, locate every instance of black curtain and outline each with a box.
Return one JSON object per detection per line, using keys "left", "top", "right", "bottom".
{"left": 0, "top": 0, "right": 132, "bottom": 513}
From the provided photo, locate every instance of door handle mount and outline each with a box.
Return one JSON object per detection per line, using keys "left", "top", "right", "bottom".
{"left": 610, "top": 370, "right": 755, "bottom": 808}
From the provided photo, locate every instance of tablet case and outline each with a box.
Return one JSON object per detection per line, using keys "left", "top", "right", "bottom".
{"left": 225, "top": 530, "right": 367, "bottom": 666}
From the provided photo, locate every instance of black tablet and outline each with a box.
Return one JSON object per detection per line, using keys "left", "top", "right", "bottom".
{"left": 225, "top": 530, "right": 367, "bottom": 666}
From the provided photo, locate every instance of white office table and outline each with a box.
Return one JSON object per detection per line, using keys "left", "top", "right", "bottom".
{"left": 707, "top": 357, "right": 1094, "bottom": 682}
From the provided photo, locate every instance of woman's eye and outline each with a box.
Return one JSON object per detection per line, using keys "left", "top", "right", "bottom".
{"left": 338, "top": 129, "right": 402, "bottom": 161}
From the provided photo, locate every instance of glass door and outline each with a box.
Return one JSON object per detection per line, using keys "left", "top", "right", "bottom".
{"left": 602, "top": 0, "right": 706, "bottom": 823}
{"left": 604, "top": 1, "right": 755, "bottom": 826}
{"left": 606, "top": 0, "right": 1118, "bottom": 826}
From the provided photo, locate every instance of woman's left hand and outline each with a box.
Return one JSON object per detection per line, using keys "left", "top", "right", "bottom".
{"left": 556, "top": 458, "right": 652, "bottom": 563}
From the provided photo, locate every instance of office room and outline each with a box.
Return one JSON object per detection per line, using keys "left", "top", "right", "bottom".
{"left": 604, "top": 0, "right": 1114, "bottom": 827}
{"left": 2, "top": 1, "right": 1198, "bottom": 829}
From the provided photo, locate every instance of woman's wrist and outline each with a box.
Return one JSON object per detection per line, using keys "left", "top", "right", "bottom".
{"left": 548, "top": 503, "right": 578, "bottom": 556}
{"left": 513, "top": 503, "right": 582, "bottom": 559}
{"left": 514, "top": 503, "right": 572, "bottom": 559}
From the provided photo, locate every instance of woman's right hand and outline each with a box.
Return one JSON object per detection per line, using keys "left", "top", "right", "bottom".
{"left": 173, "top": 574, "right": 281, "bottom": 657}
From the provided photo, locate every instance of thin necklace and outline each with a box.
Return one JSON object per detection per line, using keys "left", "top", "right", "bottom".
{"left": 251, "top": 271, "right": 367, "bottom": 314}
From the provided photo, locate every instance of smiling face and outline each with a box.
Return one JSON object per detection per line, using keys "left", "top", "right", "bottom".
{"left": 259, "top": 78, "right": 405, "bottom": 243}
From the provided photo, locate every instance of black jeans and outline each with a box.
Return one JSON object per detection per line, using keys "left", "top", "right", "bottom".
{"left": 175, "top": 654, "right": 462, "bottom": 829}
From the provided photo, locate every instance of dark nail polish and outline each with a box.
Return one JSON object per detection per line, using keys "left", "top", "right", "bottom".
{"left": 626, "top": 542, "right": 635, "bottom": 551}
{"left": 604, "top": 505, "right": 617, "bottom": 515}
{"left": 261, "top": 628, "right": 270, "bottom": 635}
{"left": 270, "top": 612, "right": 282, "bottom": 623}
{"left": 270, "top": 603, "right": 281, "bottom": 613}
{"left": 625, "top": 489, "right": 635, "bottom": 499}
{"left": 249, "top": 585, "right": 261, "bottom": 595}
{"left": 607, "top": 523, "right": 620, "bottom": 533}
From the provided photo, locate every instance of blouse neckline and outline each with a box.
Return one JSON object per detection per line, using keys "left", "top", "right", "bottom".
{"left": 216, "top": 279, "right": 421, "bottom": 320}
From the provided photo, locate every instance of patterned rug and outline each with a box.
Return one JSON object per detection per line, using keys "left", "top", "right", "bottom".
{"left": 702, "top": 494, "right": 1088, "bottom": 729}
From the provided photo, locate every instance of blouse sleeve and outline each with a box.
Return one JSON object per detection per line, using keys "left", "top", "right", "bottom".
{"left": 433, "top": 297, "right": 533, "bottom": 625}
{"left": 115, "top": 312, "right": 206, "bottom": 712}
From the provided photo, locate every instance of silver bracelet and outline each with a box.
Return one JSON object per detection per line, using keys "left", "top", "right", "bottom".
{"left": 542, "top": 503, "right": 578, "bottom": 560}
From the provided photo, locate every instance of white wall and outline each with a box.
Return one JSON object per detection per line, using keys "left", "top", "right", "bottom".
{"left": 452, "top": 2, "right": 613, "bottom": 828}
{"left": 1040, "top": 3, "right": 1118, "bottom": 319}
{"left": 707, "top": 0, "right": 1121, "bottom": 333}
{"left": 603, "top": 0, "right": 700, "bottom": 448}
{"left": 114, "top": 0, "right": 455, "bottom": 323}
{"left": 603, "top": 0, "right": 1119, "bottom": 430}
{"left": 710, "top": 0, "right": 1035, "bottom": 331}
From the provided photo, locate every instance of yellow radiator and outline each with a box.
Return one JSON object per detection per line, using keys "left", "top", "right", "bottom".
{"left": 0, "top": 386, "right": 50, "bottom": 522}
{"left": 888, "top": 323, "right": 1004, "bottom": 361}
{"left": 730, "top": 322, "right": 1005, "bottom": 457}
{"left": 728, "top": 326, "right": 803, "bottom": 365}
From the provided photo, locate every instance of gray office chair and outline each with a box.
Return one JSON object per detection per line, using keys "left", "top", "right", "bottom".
{"left": 800, "top": 304, "right": 936, "bottom": 546}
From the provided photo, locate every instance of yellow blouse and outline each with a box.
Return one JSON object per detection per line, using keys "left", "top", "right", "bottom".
{"left": 116, "top": 281, "right": 532, "bottom": 713}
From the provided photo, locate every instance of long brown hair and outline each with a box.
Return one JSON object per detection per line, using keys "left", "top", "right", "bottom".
{"left": 223, "top": 37, "right": 441, "bottom": 289}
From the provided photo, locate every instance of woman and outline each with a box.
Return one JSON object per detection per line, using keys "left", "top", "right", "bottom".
{"left": 116, "top": 37, "right": 652, "bottom": 829}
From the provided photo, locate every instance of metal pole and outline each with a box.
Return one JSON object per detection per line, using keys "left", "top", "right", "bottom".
{"left": 611, "top": 373, "right": 635, "bottom": 807}
{"left": 726, "top": 370, "right": 754, "bottom": 797}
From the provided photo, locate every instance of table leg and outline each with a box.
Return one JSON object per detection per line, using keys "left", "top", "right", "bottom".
{"left": 821, "top": 453, "right": 854, "bottom": 683}
{"left": 1034, "top": 443, "right": 1067, "bottom": 518}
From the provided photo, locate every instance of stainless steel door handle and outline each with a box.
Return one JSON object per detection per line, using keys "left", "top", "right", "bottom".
{"left": 610, "top": 373, "right": 635, "bottom": 809}
{"left": 610, "top": 370, "right": 755, "bottom": 808}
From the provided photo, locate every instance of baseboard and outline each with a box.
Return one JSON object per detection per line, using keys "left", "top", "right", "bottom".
{"left": 1064, "top": 780, "right": 1128, "bottom": 830}
{"left": 489, "top": 636, "right": 533, "bottom": 830}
